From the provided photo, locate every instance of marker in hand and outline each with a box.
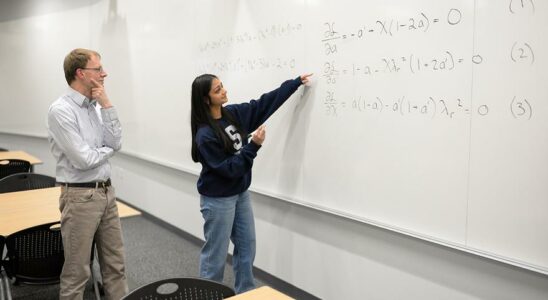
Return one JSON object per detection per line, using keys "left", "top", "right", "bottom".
{"left": 251, "top": 125, "right": 266, "bottom": 145}
{"left": 300, "top": 73, "right": 313, "bottom": 86}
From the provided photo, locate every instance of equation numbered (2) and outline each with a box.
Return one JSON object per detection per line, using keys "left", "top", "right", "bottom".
{"left": 511, "top": 42, "right": 535, "bottom": 65}
{"left": 321, "top": 51, "right": 482, "bottom": 83}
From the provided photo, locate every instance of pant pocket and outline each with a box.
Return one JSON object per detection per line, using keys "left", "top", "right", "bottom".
{"left": 59, "top": 186, "right": 68, "bottom": 212}
{"left": 67, "top": 188, "right": 96, "bottom": 203}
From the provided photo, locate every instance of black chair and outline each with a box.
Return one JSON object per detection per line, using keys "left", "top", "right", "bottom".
{"left": 0, "top": 148, "right": 8, "bottom": 152}
{"left": 0, "top": 159, "right": 31, "bottom": 180}
{"left": 3, "top": 223, "right": 101, "bottom": 299}
{"left": 0, "top": 235, "right": 4, "bottom": 262}
{"left": 0, "top": 235, "right": 4, "bottom": 265}
{"left": 3, "top": 222, "right": 64, "bottom": 285}
{"left": 0, "top": 173, "right": 56, "bottom": 193}
{"left": 0, "top": 235, "right": 7, "bottom": 300}
{"left": 0, "top": 235, "right": 4, "bottom": 259}
{"left": 122, "top": 277, "right": 236, "bottom": 300}
{"left": 1, "top": 222, "right": 64, "bottom": 300}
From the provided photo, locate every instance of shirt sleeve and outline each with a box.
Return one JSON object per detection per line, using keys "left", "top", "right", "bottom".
{"left": 198, "top": 139, "right": 261, "bottom": 179}
{"left": 101, "top": 106, "right": 122, "bottom": 151}
{"left": 48, "top": 105, "right": 114, "bottom": 170}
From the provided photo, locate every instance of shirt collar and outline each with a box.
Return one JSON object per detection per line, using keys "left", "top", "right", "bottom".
{"left": 66, "top": 87, "right": 96, "bottom": 108}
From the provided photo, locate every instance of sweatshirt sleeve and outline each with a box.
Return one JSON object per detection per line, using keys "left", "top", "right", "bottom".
{"left": 230, "top": 77, "right": 302, "bottom": 132}
{"left": 198, "top": 137, "right": 262, "bottom": 179}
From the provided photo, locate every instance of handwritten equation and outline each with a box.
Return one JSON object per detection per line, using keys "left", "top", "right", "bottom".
{"left": 322, "top": 92, "right": 532, "bottom": 121}
{"left": 199, "top": 23, "right": 303, "bottom": 53}
{"left": 322, "top": 51, "right": 483, "bottom": 83}
{"left": 321, "top": 8, "right": 462, "bottom": 52}
{"left": 320, "top": 3, "right": 539, "bottom": 121}
{"left": 197, "top": 57, "right": 296, "bottom": 74}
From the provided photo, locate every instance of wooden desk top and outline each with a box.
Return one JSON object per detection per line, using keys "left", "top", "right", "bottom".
{"left": 228, "top": 286, "right": 294, "bottom": 300}
{"left": 0, "top": 186, "right": 140, "bottom": 236}
{"left": 0, "top": 150, "right": 42, "bottom": 165}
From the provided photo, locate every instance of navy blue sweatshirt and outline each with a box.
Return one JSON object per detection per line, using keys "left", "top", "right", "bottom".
{"left": 195, "top": 77, "right": 303, "bottom": 197}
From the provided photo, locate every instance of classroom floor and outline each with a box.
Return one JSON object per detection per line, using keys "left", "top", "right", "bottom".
{"left": 9, "top": 215, "right": 250, "bottom": 299}
{"left": 8, "top": 215, "right": 318, "bottom": 299}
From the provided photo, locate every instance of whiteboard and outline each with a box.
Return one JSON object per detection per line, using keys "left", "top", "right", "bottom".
{"left": 0, "top": 0, "right": 547, "bottom": 274}
{"left": 0, "top": 2, "right": 91, "bottom": 137}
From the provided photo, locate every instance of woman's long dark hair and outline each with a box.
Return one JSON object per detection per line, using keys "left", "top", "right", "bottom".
{"left": 191, "top": 74, "right": 246, "bottom": 162}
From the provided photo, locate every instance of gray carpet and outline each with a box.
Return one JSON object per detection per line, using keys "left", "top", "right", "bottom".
{"left": 7, "top": 215, "right": 260, "bottom": 299}
{"left": 7, "top": 214, "right": 318, "bottom": 299}
{"left": 122, "top": 215, "right": 251, "bottom": 290}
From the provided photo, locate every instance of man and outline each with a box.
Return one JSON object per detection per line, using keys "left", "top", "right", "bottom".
{"left": 47, "top": 48, "right": 128, "bottom": 300}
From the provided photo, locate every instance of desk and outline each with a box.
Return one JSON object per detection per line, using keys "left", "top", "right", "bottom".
{"left": 0, "top": 187, "right": 140, "bottom": 236}
{"left": 0, "top": 150, "right": 43, "bottom": 172}
{"left": 228, "top": 286, "right": 294, "bottom": 300}
{"left": 0, "top": 150, "right": 42, "bottom": 165}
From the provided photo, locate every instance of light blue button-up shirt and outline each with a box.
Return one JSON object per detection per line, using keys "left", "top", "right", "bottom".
{"left": 47, "top": 87, "right": 122, "bottom": 183}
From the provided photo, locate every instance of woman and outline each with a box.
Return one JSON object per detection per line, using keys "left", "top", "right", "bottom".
{"left": 190, "top": 73, "right": 312, "bottom": 293}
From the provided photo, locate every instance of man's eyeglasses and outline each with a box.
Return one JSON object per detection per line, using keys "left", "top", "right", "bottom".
{"left": 81, "top": 66, "right": 104, "bottom": 73}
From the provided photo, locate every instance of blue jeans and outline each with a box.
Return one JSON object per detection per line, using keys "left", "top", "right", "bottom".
{"left": 199, "top": 191, "right": 256, "bottom": 293}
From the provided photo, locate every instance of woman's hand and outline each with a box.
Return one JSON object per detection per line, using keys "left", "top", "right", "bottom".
{"left": 251, "top": 125, "right": 266, "bottom": 145}
{"left": 300, "top": 73, "right": 313, "bottom": 85}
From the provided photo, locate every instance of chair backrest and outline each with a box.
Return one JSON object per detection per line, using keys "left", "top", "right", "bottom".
{"left": 0, "top": 159, "right": 31, "bottom": 180}
{"left": 122, "top": 277, "right": 236, "bottom": 300}
{"left": 4, "top": 222, "right": 64, "bottom": 284}
{"left": 0, "top": 173, "right": 56, "bottom": 193}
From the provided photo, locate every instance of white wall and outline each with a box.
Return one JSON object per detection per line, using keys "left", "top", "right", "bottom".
{"left": 2, "top": 133, "right": 548, "bottom": 299}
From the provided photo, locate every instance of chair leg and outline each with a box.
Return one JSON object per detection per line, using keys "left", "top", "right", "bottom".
{"left": 4, "top": 281, "right": 11, "bottom": 300}
{"left": 92, "top": 274, "right": 101, "bottom": 300}
{"left": 0, "top": 271, "right": 12, "bottom": 300}
{"left": 0, "top": 272, "right": 4, "bottom": 300}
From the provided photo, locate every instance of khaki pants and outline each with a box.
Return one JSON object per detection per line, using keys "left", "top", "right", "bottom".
{"left": 59, "top": 185, "right": 128, "bottom": 300}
